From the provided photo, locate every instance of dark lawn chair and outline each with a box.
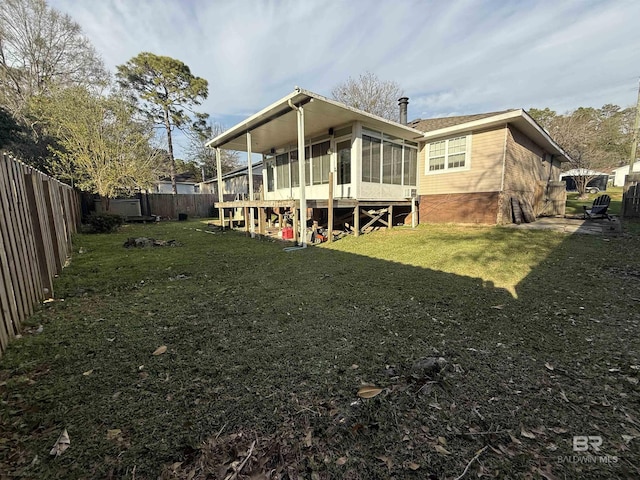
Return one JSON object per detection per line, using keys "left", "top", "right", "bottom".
{"left": 583, "top": 195, "right": 612, "bottom": 220}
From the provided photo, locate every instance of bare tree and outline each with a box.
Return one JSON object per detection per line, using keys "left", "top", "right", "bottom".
{"left": 529, "top": 105, "right": 634, "bottom": 197}
{"left": 331, "top": 72, "right": 404, "bottom": 121}
{"left": 0, "top": 0, "right": 107, "bottom": 118}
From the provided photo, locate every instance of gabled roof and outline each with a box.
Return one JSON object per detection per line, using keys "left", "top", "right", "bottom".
{"left": 409, "top": 110, "right": 516, "bottom": 132}
{"left": 413, "top": 109, "right": 571, "bottom": 162}
{"left": 206, "top": 88, "right": 424, "bottom": 153}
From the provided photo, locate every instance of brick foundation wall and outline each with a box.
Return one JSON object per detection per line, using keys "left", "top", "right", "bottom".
{"left": 418, "top": 192, "right": 500, "bottom": 224}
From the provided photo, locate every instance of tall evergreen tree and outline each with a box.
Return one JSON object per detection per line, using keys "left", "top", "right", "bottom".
{"left": 116, "top": 52, "right": 209, "bottom": 194}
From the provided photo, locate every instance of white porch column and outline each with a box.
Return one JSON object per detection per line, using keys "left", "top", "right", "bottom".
{"left": 297, "top": 106, "right": 307, "bottom": 246}
{"left": 216, "top": 147, "right": 224, "bottom": 229}
{"left": 247, "top": 131, "right": 255, "bottom": 235}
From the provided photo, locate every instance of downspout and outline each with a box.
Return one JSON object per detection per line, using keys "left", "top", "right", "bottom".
{"left": 288, "top": 99, "right": 307, "bottom": 248}
{"left": 247, "top": 131, "right": 255, "bottom": 236}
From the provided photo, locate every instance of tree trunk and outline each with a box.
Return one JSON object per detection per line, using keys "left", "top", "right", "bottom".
{"left": 164, "top": 108, "right": 177, "bottom": 194}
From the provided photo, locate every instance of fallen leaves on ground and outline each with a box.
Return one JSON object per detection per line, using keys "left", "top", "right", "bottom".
{"left": 153, "top": 345, "right": 167, "bottom": 356}
{"left": 49, "top": 429, "right": 70, "bottom": 457}
{"left": 357, "top": 385, "right": 383, "bottom": 399}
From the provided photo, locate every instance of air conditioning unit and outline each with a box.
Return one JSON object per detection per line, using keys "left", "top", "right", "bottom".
{"left": 403, "top": 188, "right": 417, "bottom": 199}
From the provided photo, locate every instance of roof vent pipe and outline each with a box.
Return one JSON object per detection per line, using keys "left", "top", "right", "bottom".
{"left": 398, "top": 97, "right": 409, "bottom": 125}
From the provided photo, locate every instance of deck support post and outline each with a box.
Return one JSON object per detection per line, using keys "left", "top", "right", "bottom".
{"left": 388, "top": 205, "right": 393, "bottom": 229}
{"left": 353, "top": 206, "right": 360, "bottom": 237}
{"left": 258, "top": 207, "right": 265, "bottom": 234}
{"left": 411, "top": 197, "right": 417, "bottom": 228}
{"left": 293, "top": 206, "right": 299, "bottom": 244}
{"left": 243, "top": 207, "right": 249, "bottom": 232}
{"left": 328, "top": 171, "right": 334, "bottom": 242}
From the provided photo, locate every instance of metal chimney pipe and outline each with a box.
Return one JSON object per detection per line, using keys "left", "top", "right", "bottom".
{"left": 398, "top": 97, "right": 409, "bottom": 125}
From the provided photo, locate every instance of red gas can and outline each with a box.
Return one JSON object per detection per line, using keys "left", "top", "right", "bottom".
{"left": 282, "top": 226, "right": 293, "bottom": 239}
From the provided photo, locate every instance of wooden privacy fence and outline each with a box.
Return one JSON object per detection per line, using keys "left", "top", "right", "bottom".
{"left": 622, "top": 173, "right": 640, "bottom": 218}
{"left": 536, "top": 181, "right": 567, "bottom": 217}
{"left": 0, "top": 152, "right": 80, "bottom": 356}
{"left": 143, "top": 193, "right": 217, "bottom": 219}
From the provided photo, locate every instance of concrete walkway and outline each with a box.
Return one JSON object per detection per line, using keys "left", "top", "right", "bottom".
{"left": 504, "top": 216, "right": 622, "bottom": 235}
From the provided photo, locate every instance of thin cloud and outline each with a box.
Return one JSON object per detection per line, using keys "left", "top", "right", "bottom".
{"left": 50, "top": 0, "right": 640, "bottom": 157}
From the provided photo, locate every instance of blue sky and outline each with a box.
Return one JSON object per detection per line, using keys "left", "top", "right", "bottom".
{"left": 50, "top": 0, "right": 640, "bottom": 160}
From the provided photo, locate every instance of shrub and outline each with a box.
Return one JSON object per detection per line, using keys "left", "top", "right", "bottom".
{"left": 83, "top": 213, "right": 124, "bottom": 233}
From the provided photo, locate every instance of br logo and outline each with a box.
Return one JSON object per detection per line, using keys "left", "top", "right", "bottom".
{"left": 573, "top": 436, "right": 602, "bottom": 452}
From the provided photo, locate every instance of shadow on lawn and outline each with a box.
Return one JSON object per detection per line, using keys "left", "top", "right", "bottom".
{"left": 0, "top": 222, "right": 639, "bottom": 480}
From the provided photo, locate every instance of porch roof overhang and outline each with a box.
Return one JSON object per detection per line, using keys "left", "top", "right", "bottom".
{"left": 205, "top": 88, "right": 425, "bottom": 153}
{"left": 420, "top": 109, "right": 572, "bottom": 162}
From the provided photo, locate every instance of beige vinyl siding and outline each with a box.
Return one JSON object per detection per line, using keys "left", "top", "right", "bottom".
{"left": 498, "top": 125, "right": 561, "bottom": 223}
{"left": 418, "top": 126, "right": 506, "bottom": 195}
{"left": 503, "top": 125, "right": 549, "bottom": 191}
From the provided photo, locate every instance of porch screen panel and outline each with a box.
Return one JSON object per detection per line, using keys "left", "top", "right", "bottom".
{"left": 312, "top": 141, "right": 330, "bottom": 185}
{"left": 305, "top": 146, "right": 311, "bottom": 186}
{"left": 266, "top": 161, "right": 274, "bottom": 192}
{"left": 290, "top": 150, "right": 299, "bottom": 187}
{"left": 382, "top": 141, "right": 402, "bottom": 184}
{"left": 276, "top": 153, "right": 290, "bottom": 189}
{"left": 403, "top": 147, "right": 417, "bottom": 186}
{"left": 337, "top": 140, "right": 351, "bottom": 185}
{"left": 362, "top": 135, "right": 381, "bottom": 183}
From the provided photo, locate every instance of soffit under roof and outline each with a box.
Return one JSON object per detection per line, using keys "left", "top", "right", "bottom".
{"left": 207, "top": 89, "right": 424, "bottom": 153}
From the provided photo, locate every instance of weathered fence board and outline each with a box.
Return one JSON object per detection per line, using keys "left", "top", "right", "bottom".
{"left": 145, "top": 193, "right": 217, "bottom": 219}
{"left": 0, "top": 152, "right": 79, "bottom": 357}
{"left": 544, "top": 181, "right": 567, "bottom": 217}
{"left": 622, "top": 173, "right": 640, "bottom": 218}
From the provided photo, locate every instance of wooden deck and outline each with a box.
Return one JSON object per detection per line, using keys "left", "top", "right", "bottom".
{"left": 213, "top": 199, "right": 412, "bottom": 209}
{"left": 213, "top": 198, "right": 414, "bottom": 242}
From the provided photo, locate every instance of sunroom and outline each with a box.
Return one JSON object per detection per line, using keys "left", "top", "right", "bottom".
{"left": 263, "top": 123, "right": 420, "bottom": 201}
{"left": 206, "top": 88, "right": 424, "bottom": 242}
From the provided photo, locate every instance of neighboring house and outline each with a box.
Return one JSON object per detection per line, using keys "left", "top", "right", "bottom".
{"left": 155, "top": 173, "right": 200, "bottom": 194}
{"left": 206, "top": 88, "right": 570, "bottom": 235}
{"left": 559, "top": 169, "right": 609, "bottom": 193}
{"left": 200, "top": 163, "right": 263, "bottom": 200}
{"left": 612, "top": 161, "right": 640, "bottom": 187}
{"left": 412, "top": 110, "right": 570, "bottom": 224}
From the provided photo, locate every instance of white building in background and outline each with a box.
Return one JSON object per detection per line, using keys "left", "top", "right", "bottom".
{"left": 612, "top": 161, "right": 640, "bottom": 187}
{"left": 154, "top": 173, "right": 200, "bottom": 194}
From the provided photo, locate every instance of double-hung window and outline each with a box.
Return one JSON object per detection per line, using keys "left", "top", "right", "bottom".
{"left": 427, "top": 135, "right": 469, "bottom": 173}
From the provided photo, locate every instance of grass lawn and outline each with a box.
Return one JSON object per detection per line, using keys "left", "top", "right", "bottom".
{"left": 1, "top": 220, "right": 639, "bottom": 479}
{"left": 565, "top": 186, "right": 623, "bottom": 216}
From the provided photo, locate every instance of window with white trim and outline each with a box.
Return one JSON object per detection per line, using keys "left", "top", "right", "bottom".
{"left": 427, "top": 135, "right": 469, "bottom": 172}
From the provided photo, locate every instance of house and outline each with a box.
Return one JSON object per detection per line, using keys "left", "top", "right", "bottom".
{"left": 412, "top": 110, "right": 570, "bottom": 224}
{"left": 611, "top": 161, "right": 640, "bottom": 187}
{"left": 559, "top": 169, "right": 609, "bottom": 193}
{"left": 206, "top": 88, "right": 570, "bottom": 241}
{"left": 200, "top": 162, "right": 263, "bottom": 200}
{"left": 154, "top": 173, "right": 200, "bottom": 194}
